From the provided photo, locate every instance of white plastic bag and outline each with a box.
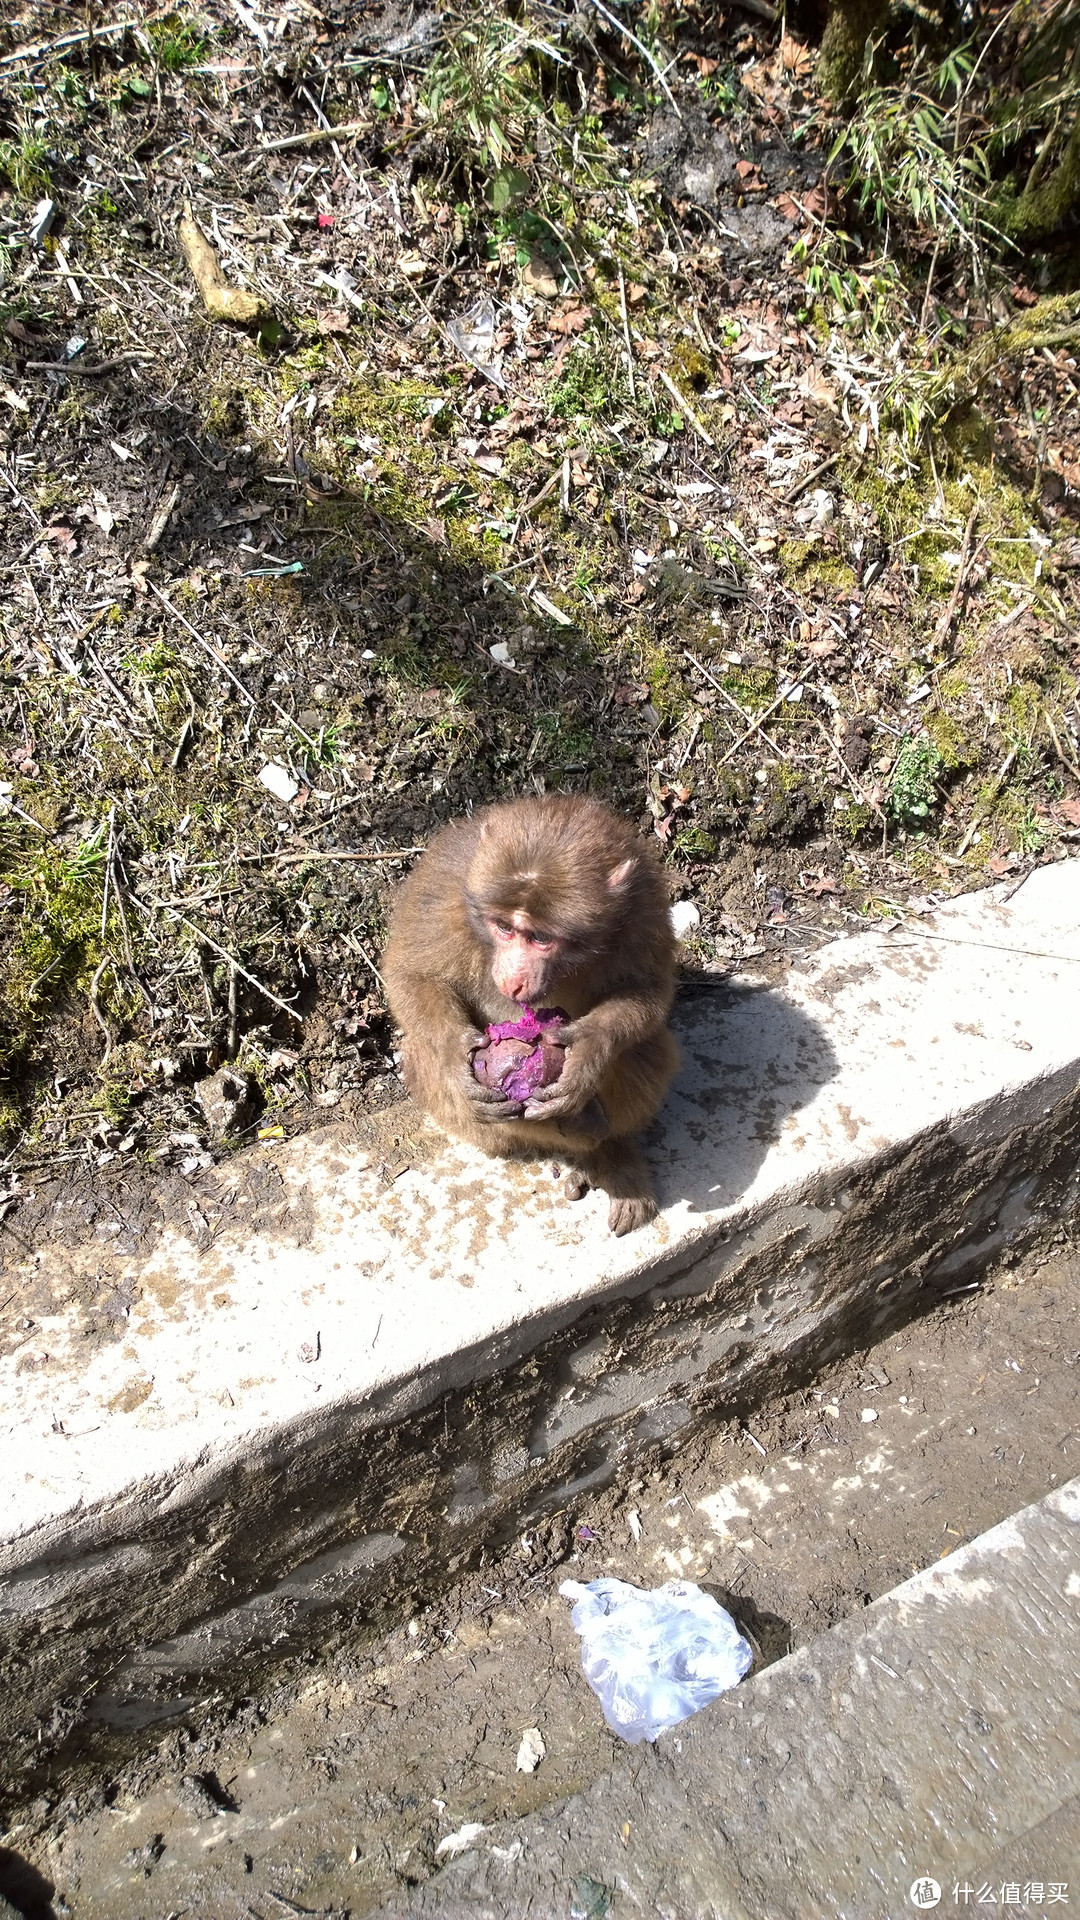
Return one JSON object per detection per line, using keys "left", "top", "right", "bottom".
{"left": 560, "top": 1576, "right": 753, "bottom": 1744}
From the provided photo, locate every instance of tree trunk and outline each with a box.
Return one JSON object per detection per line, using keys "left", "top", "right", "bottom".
{"left": 815, "top": 0, "right": 889, "bottom": 101}
{"left": 997, "top": 111, "right": 1080, "bottom": 237}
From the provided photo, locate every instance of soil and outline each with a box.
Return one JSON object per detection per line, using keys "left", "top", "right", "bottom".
{"left": 2, "top": 1231, "right": 1077, "bottom": 1920}
{"left": 1, "top": 0, "right": 1079, "bottom": 1183}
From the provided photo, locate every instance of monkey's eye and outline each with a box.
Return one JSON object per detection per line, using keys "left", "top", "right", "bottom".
{"left": 526, "top": 930, "right": 555, "bottom": 949}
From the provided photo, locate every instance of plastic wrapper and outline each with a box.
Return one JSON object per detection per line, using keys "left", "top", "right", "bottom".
{"left": 560, "top": 1576, "right": 753, "bottom": 1743}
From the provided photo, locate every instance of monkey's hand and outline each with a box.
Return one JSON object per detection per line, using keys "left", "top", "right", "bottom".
{"left": 521, "top": 1024, "right": 606, "bottom": 1127}
{"left": 460, "top": 1028, "right": 526, "bottom": 1124}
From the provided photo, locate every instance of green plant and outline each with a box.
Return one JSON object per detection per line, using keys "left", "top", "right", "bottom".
{"left": 887, "top": 733, "right": 944, "bottom": 827}
{"left": 148, "top": 14, "right": 210, "bottom": 70}
{"left": 828, "top": 49, "right": 1000, "bottom": 278}
{"left": 422, "top": 18, "right": 538, "bottom": 168}
{"left": 0, "top": 132, "right": 51, "bottom": 199}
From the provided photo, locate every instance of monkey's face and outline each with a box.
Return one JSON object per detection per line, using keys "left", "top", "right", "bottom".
{"left": 485, "top": 910, "right": 562, "bottom": 1005}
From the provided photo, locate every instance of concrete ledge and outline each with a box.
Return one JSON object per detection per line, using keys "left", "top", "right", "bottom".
{"left": 389, "top": 1476, "right": 1080, "bottom": 1919}
{"left": 3, "top": 861, "right": 1080, "bottom": 1784}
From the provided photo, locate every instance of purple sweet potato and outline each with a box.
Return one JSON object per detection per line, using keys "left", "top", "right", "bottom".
{"left": 472, "top": 1006, "right": 568, "bottom": 1104}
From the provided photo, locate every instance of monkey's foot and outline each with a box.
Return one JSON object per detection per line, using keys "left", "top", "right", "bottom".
{"left": 607, "top": 1191, "right": 657, "bottom": 1237}
{"left": 592, "top": 1137, "right": 657, "bottom": 1236}
{"left": 563, "top": 1170, "right": 589, "bottom": 1202}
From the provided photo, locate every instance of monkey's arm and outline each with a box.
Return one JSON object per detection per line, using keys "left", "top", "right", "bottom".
{"left": 522, "top": 985, "right": 670, "bottom": 1122}
{"left": 392, "top": 971, "right": 526, "bottom": 1124}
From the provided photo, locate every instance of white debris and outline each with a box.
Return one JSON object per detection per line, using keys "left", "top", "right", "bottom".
{"left": 515, "top": 1727, "right": 545, "bottom": 1774}
{"left": 489, "top": 641, "right": 516, "bottom": 667}
{"left": 29, "top": 197, "right": 55, "bottom": 245}
{"left": 436, "top": 1822, "right": 486, "bottom": 1858}
{"left": 627, "top": 1506, "right": 642, "bottom": 1543}
{"left": 861, "top": 1408, "right": 879, "bottom": 1423}
{"left": 258, "top": 762, "right": 299, "bottom": 803}
{"left": 795, "top": 487, "right": 836, "bottom": 531}
{"left": 670, "top": 900, "right": 701, "bottom": 939}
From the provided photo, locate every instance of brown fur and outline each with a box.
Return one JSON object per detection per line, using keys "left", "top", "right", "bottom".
{"left": 382, "top": 796, "right": 680, "bottom": 1234}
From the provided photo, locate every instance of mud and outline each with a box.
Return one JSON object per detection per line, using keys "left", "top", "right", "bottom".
{"left": 2, "top": 1233, "right": 1077, "bottom": 1919}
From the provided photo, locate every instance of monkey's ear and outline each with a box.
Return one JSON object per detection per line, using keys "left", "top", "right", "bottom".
{"left": 606, "top": 857, "right": 635, "bottom": 893}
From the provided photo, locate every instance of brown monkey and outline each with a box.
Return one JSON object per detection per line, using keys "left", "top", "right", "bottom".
{"left": 382, "top": 795, "right": 679, "bottom": 1235}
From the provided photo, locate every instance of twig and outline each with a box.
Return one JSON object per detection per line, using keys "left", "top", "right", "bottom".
{"left": 145, "top": 482, "right": 180, "bottom": 554}
{"left": 617, "top": 264, "right": 636, "bottom": 402}
{"left": 658, "top": 368, "right": 715, "bottom": 448}
{"left": 228, "top": 964, "right": 239, "bottom": 1060}
{"left": 684, "top": 652, "right": 792, "bottom": 761}
{"left": 89, "top": 958, "right": 116, "bottom": 1066}
{"left": 932, "top": 502, "right": 979, "bottom": 650}
{"left": 682, "top": 652, "right": 807, "bottom": 768}
{"left": 589, "top": 0, "right": 682, "bottom": 118}
{"left": 517, "top": 467, "right": 564, "bottom": 518}
{"left": 147, "top": 579, "right": 255, "bottom": 706}
{"left": 100, "top": 806, "right": 115, "bottom": 941}
{"left": 781, "top": 452, "right": 840, "bottom": 506}
{"left": 955, "top": 748, "right": 1016, "bottom": 857}
{"left": 23, "top": 353, "right": 150, "bottom": 377}
{"left": 0, "top": 20, "right": 139, "bottom": 64}
{"left": 267, "top": 847, "right": 423, "bottom": 866}
{"left": 147, "top": 580, "right": 330, "bottom": 752}
{"left": 1043, "top": 706, "right": 1080, "bottom": 782}
{"left": 130, "top": 891, "right": 305, "bottom": 1026}
{"left": 345, "top": 932, "right": 385, "bottom": 990}
{"left": 255, "top": 119, "right": 372, "bottom": 154}
{"left": 811, "top": 713, "right": 886, "bottom": 822}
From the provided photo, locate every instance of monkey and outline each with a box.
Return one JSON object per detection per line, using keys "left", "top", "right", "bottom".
{"left": 382, "top": 795, "right": 679, "bottom": 1236}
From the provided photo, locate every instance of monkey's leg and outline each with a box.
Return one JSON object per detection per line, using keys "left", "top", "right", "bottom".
{"left": 588, "top": 1136, "right": 657, "bottom": 1237}
{"left": 596, "top": 1026, "right": 680, "bottom": 1133}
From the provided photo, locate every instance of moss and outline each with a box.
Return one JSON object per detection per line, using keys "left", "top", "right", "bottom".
{"left": 672, "top": 825, "right": 717, "bottom": 859}
{"left": 925, "top": 708, "right": 977, "bottom": 771}
{"left": 780, "top": 539, "right": 856, "bottom": 597}
{"left": 0, "top": 827, "right": 111, "bottom": 1075}
{"left": 639, "top": 640, "right": 686, "bottom": 723}
{"left": 669, "top": 342, "right": 711, "bottom": 391}
{"left": 1002, "top": 680, "right": 1044, "bottom": 750}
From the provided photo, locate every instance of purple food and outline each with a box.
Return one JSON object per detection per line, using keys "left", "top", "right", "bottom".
{"left": 473, "top": 1006, "right": 568, "bottom": 1103}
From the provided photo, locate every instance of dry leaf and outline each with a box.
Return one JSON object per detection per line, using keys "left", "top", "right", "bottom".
{"left": 548, "top": 302, "right": 589, "bottom": 336}
{"left": 780, "top": 32, "right": 812, "bottom": 77}
{"left": 316, "top": 306, "right": 350, "bottom": 333}
{"left": 179, "top": 205, "right": 270, "bottom": 326}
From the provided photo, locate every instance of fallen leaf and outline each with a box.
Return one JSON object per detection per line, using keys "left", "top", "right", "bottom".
{"left": 780, "top": 32, "right": 812, "bottom": 76}
{"left": 41, "top": 521, "right": 78, "bottom": 554}
{"left": 548, "top": 302, "right": 589, "bottom": 336}
{"left": 316, "top": 306, "right": 350, "bottom": 333}
{"left": 1057, "top": 797, "right": 1080, "bottom": 826}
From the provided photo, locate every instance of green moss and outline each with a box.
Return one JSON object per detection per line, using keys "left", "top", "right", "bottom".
{"left": 1002, "top": 680, "right": 1043, "bottom": 749}
{"left": 672, "top": 825, "right": 718, "bottom": 858}
{"left": 0, "top": 825, "right": 111, "bottom": 1075}
{"left": 925, "top": 708, "right": 977, "bottom": 770}
{"left": 670, "top": 342, "right": 711, "bottom": 391}
{"left": 640, "top": 640, "right": 686, "bottom": 723}
{"left": 780, "top": 539, "right": 856, "bottom": 597}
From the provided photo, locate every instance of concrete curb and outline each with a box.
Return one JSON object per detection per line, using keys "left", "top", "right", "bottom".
{"left": 386, "top": 1476, "right": 1080, "bottom": 1920}
{"left": 3, "top": 861, "right": 1079, "bottom": 1785}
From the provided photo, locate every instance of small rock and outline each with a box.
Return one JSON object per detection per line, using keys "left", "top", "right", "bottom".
{"left": 436, "top": 1821, "right": 486, "bottom": 1858}
{"left": 516, "top": 1726, "right": 545, "bottom": 1774}
{"left": 670, "top": 900, "right": 701, "bottom": 939}
{"left": 258, "top": 761, "right": 299, "bottom": 803}
{"left": 195, "top": 1067, "right": 253, "bottom": 1141}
